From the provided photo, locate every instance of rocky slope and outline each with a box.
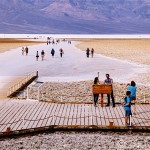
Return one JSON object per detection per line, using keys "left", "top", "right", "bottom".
{"left": 0, "top": 0, "right": 150, "bottom": 33}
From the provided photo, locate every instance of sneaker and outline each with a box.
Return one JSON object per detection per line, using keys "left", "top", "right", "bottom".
{"left": 112, "top": 104, "right": 115, "bottom": 107}
{"left": 125, "top": 123, "right": 129, "bottom": 126}
{"left": 94, "top": 104, "right": 97, "bottom": 107}
{"left": 106, "top": 104, "right": 110, "bottom": 107}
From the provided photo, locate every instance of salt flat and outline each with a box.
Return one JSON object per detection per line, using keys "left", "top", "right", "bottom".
{"left": 0, "top": 40, "right": 148, "bottom": 93}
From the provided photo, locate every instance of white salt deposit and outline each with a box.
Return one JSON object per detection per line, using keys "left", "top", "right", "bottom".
{"left": 0, "top": 39, "right": 148, "bottom": 93}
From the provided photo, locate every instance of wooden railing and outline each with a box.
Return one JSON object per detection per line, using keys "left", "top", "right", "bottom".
{"left": 7, "top": 71, "right": 38, "bottom": 97}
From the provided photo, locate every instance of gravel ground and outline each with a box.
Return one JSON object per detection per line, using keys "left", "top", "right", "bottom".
{"left": 0, "top": 132, "right": 150, "bottom": 150}
{"left": 22, "top": 81, "right": 150, "bottom": 103}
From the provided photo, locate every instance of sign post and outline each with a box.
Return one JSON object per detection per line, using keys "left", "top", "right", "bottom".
{"left": 92, "top": 84, "right": 112, "bottom": 107}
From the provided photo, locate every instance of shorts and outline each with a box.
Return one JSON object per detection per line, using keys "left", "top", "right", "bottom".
{"left": 125, "top": 110, "right": 132, "bottom": 117}
{"left": 131, "top": 96, "right": 136, "bottom": 105}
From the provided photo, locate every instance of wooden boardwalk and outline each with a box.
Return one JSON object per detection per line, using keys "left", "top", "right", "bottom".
{"left": 0, "top": 99, "right": 150, "bottom": 133}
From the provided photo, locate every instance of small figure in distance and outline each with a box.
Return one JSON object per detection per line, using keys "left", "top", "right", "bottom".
{"left": 22, "top": 47, "right": 24, "bottom": 55}
{"left": 41, "top": 50, "right": 45, "bottom": 61}
{"left": 127, "top": 81, "right": 137, "bottom": 115}
{"left": 51, "top": 48, "right": 55, "bottom": 57}
{"left": 124, "top": 91, "right": 132, "bottom": 126}
{"left": 86, "top": 48, "right": 90, "bottom": 58}
{"left": 59, "top": 48, "right": 64, "bottom": 58}
{"left": 104, "top": 74, "right": 115, "bottom": 107}
{"left": 93, "top": 77, "right": 100, "bottom": 107}
{"left": 52, "top": 40, "right": 55, "bottom": 44}
{"left": 91, "top": 48, "right": 94, "bottom": 58}
{"left": 25, "top": 46, "right": 28, "bottom": 56}
{"left": 36, "top": 51, "right": 39, "bottom": 61}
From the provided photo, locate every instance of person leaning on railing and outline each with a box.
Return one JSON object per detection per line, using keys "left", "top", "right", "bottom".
{"left": 104, "top": 74, "right": 115, "bottom": 107}
{"left": 93, "top": 77, "right": 100, "bottom": 107}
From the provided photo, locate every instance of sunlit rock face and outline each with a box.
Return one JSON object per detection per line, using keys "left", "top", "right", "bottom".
{"left": 0, "top": 0, "right": 149, "bottom": 33}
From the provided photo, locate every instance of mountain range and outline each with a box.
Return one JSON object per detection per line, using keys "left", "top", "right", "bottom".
{"left": 0, "top": 0, "right": 150, "bottom": 34}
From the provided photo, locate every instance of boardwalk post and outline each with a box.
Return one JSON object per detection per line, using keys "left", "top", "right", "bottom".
{"left": 109, "top": 122, "right": 114, "bottom": 128}
{"left": 6, "top": 127, "right": 11, "bottom": 133}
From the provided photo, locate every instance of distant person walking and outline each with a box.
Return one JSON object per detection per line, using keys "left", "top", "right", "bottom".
{"left": 86, "top": 48, "right": 90, "bottom": 58}
{"left": 51, "top": 48, "right": 55, "bottom": 57}
{"left": 25, "top": 46, "right": 28, "bottom": 56}
{"left": 127, "top": 81, "right": 137, "bottom": 114}
{"left": 52, "top": 40, "right": 55, "bottom": 44}
{"left": 22, "top": 47, "right": 24, "bottom": 55}
{"left": 41, "top": 50, "right": 45, "bottom": 61}
{"left": 36, "top": 51, "right": 39, "bottom": 61}
{"left": 93, "top": 77, "right": 100, "bottom": 107}
{"left": 59, "top": 48, "right": 64, "bottom": 58}
{"left": 91, "top": 48, "right": 94, "bottom": 58}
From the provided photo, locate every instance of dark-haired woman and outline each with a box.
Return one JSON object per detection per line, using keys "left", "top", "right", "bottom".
{"left": 127, "top": 81, "right": 136, "bottom": 114}
{"left": 93, "top": 77, "right": 100, "bottom": 107}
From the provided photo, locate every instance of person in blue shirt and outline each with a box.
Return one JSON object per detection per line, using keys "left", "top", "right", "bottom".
{"left": 127, "top": 81, "right": 136, "bottom": 114}
{"left": 51, "top": 48, "right": 55, "bottom": 57}
{"left": 104, "top": 74, "right": 115, "bottom": 107}
{"left": 124, "top": 91, "right": 132, "bottom": 126}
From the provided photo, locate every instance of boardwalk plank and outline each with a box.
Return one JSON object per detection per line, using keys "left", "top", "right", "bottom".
{"left": 84, "top": 104, "right": 88, "bottom": 126}
{"left": 36, "top": 103, "right": 49, "bottom": 127}
{"left": 22, "top": 101, "right": 40, "bottom": 129}
{"left": 0, "top": 103, "right": 16, "bottom": 123}
{"left": 26, "top": 102, "right": 43, "bottom": 129}
{"left": 50, "top": 104, "right": 62, "bottom": 125}
{"left": 31, "top": 102, "right": 47, "bottom": 128}
{"left": 44, "top": 103, "right": 56, "bottom": 126}
{"left": 12, "top": 103, "right": 31, "bottom": 131}
{"left": 137, "top": 104, "right": 150, "bottom": 126}
{"left": 59, "top": 103, "right": 69, "bottom": 126}
{"left": 94, "top": 106, "right": 102, "bottom": 126}
{"left": 90, "top": 104, "right": 97, "bottom": 126}
{"left": 115, "top": 104, "right": 124, "bottom": 126}
{"left": 109, "top": 106, "right": 120, "bottom": 126}
{"left": 0, "top": 101, "right": 150, "bottom": 132}
{"left": 135, "top": 104, "right": 147, "bottom": 126}
{"left": 80, "top": 104, "right": 85, "bottom": 126}
{"left": 98, "top": 106, "right": 107, "bottom": 126}
{"left": 71, "top": 104, "right": 77, "bottom": 126}
{"left": 59, "top": 104, "right": 67, "bottom": 126}
{"left": 103, "top": 106, "right": 111, "bottom": 126}
{"left": 67, "top": 103, "right": 74, "bottom": 126}
{"left": 63, "top": 104, "right": 72, "bottom": 126}
{"left": 0, "top": 103, "right": 22, "bottom": 132}
{"left": 55, "top": 104, "right": 64, "bottom": 125}
{"left": 6, "top": 104, "right": 26, "bottom": 131}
